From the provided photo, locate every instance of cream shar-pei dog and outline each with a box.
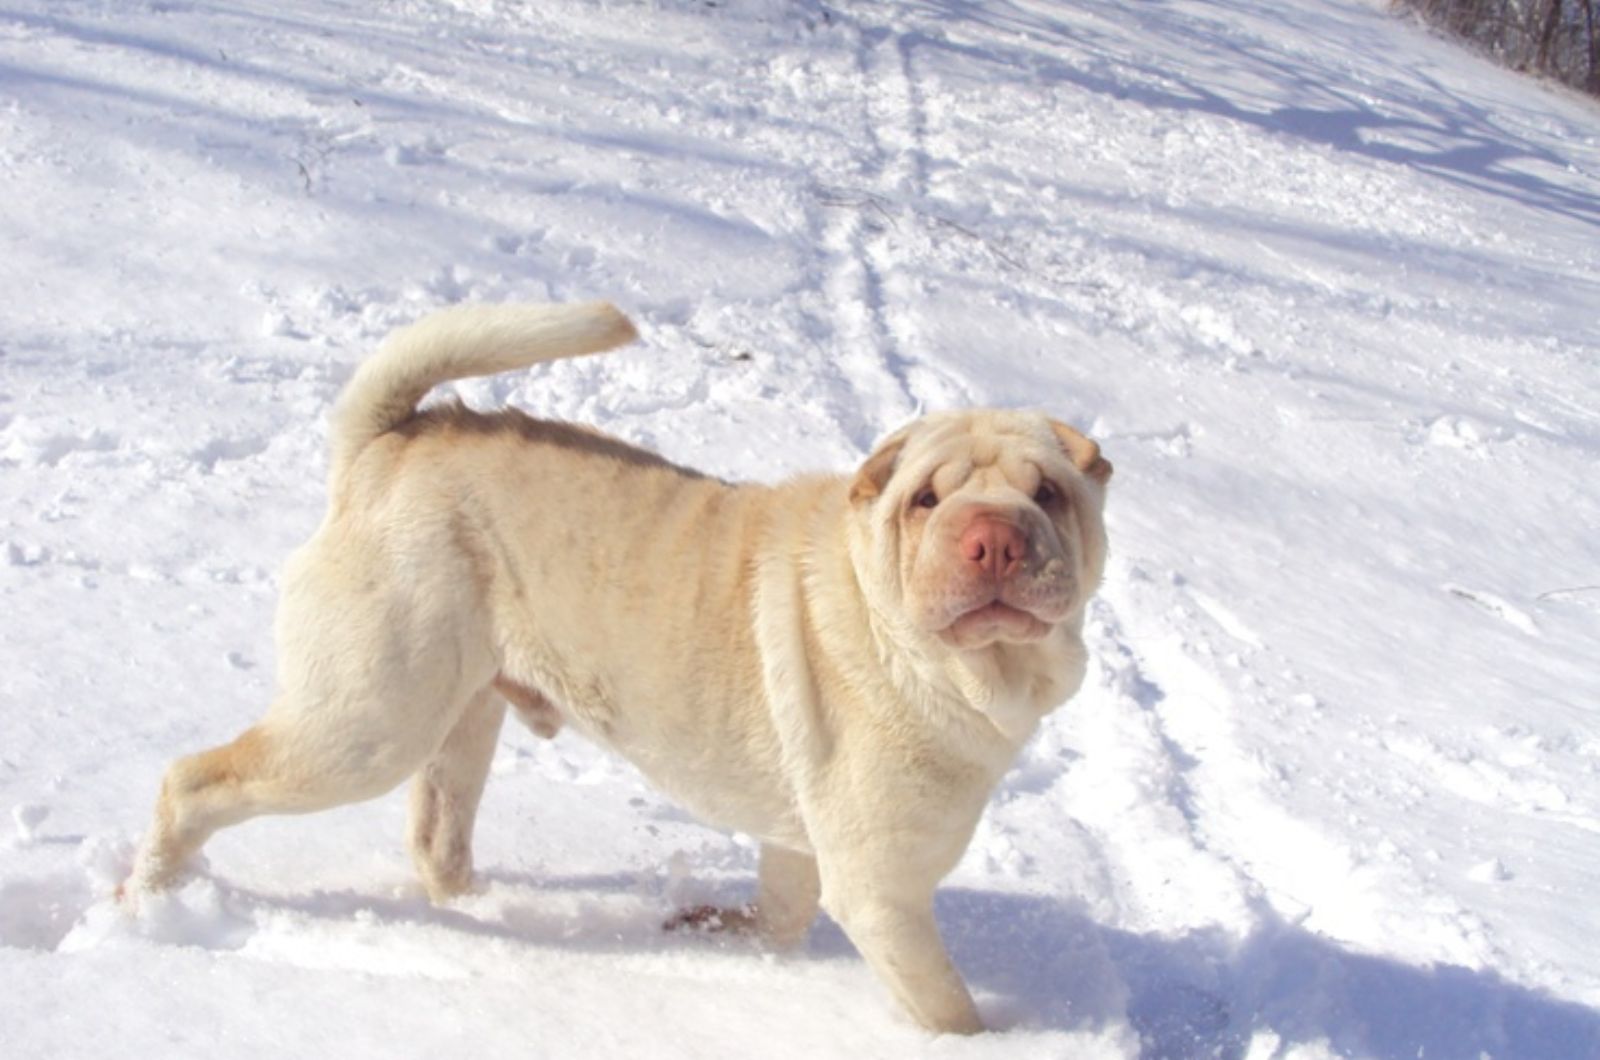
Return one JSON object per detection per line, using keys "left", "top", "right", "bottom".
{"left": 126, "top": 302, "right": 1111, "bottom": 1034}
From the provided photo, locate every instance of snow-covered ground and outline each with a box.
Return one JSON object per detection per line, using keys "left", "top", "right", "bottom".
{"left": 3, "top": 0, "right": 1599, "bottom": 1055}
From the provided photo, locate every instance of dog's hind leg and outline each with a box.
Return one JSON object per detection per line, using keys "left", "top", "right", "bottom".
{"left": 128, "top": 685, "right": 475, "bottom": 894}
{"left": 128, "top": 621, "right": 494, "bottom": 896}
{"left": 408, "top": 687, "right": 507, "bottom": 902}
{"left": 125, "top": 461, "right": 505, "bottom": 897}
{"left": 127, "top": 722, "right": 280, "bottom": 892}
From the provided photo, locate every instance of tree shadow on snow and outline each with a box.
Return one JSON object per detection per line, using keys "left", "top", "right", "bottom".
{"left": 929, "top": 887, "right": 1600, "bottom": 1060}
{"left": 880, "top": 0, "right": 1600, "bottom": 230}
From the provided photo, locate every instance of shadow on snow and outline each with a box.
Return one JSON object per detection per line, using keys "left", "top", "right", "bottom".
{"left": 170, "top": 872, "right": 1600, "bottom": 1059}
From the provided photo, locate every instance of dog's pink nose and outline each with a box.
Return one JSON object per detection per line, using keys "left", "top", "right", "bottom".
{"left": 959, "top": 515, "right": 1027, "bottom": 580}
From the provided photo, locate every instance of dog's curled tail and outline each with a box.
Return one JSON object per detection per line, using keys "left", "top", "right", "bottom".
{"left": 329, "top": 301, "right": 638, "bottom": 484}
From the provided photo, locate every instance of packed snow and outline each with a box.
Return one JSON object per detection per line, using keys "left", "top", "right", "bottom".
{"left": 3, "top": 0, "right": 1599, "bottom": 1056}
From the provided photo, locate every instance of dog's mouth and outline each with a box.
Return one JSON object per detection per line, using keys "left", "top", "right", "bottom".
{"left": 938, "top": 598, "right": 1053, "bottom": 648}
{"left": 908, "top": 546, "right": 1076, "bottom": 649}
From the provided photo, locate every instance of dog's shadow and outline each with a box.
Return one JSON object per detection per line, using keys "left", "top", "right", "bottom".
{"left": 931, "top": 887, "right": 1600, "bottom": 1058}
{"left": 230, "top": 873, "right": 1600, "bottom": 1056}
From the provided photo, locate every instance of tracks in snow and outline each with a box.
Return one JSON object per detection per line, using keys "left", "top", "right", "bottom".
{"left": 805, "top": 5, "right": 976, "bottom": 450}
{"left": 1071, "top": 557, "right": 1528, "bottom": 982}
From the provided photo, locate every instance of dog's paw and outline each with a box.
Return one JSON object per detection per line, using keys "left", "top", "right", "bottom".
{"left": 119, "top": 841, "right": 210, "bottom": 908}
{"left": 662, "top": 903, "right": 757, "bottom": 935}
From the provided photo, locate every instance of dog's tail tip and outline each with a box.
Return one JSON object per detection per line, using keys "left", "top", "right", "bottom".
{"left": 586, "top": 300, "right": 641, "bottom": 350}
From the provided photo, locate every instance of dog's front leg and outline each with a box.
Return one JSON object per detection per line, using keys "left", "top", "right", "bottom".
{"left": 662, "top": 843, "right": 818, "bottom": 943}
{"left": 823, "top": 872, "right": 983, "bottom": 1034}
{"left": 753, "top": 843, "right": 820, "bottom": 947}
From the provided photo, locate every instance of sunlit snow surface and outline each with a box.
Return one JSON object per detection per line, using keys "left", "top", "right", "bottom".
{"left": 3, "top": 1, "right": 1599, "bottom": 1056}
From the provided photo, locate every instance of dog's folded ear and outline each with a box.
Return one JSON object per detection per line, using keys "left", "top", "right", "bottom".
{"left": 850, "top": 434, "right": 910, "bottom": 504}
{"left": 1049, "top": 420, "right": 1113, "bottom": 486}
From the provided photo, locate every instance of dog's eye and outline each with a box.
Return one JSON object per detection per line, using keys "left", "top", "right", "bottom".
{"left": 912, "top": 488, "right": 939, "bottom": 510}
{"left": 1034, "top": 481, "right": 1059, "bottom": 507}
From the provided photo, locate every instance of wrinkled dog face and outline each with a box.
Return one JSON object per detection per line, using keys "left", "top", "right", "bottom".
{"left": 850, "top": 411, "right": 1111, "bottom": 651}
